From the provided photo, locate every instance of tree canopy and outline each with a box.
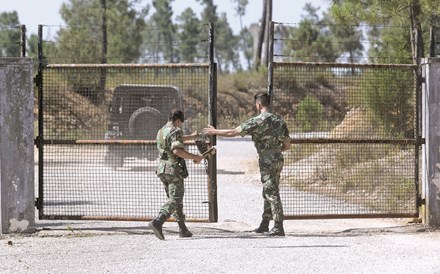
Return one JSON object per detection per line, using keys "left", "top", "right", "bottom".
{"left": 3, "top": 0, "right": 439, "bottom": 68}
{"left": 55, "top": 0, "right": 148, "bottom": 63}
{"left": 0, "top": 11, "right": 21, "bottom": 57}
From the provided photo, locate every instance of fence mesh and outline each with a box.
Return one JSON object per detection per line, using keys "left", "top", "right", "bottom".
{"left": 272, "top": 22, "right": 413, "bottom": 64}
{"left": 39, "top": 24, "right": 210, "bottom": 64}
{"left": 273, "top": 62, "right": 419, "bottom": 217}
{"left": 40, "top": 64, "right": 212, "bottom": 221}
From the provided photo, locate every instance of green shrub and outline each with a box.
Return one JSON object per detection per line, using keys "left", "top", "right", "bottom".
{"left": 361, "top": 68, "right": 414, "bottom": 138}
{"left": 296, "top": 95, "right": 323, "bottom": 132}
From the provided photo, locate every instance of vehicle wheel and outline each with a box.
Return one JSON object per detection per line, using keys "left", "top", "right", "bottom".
{"left": 128, "top": 106, "right": 165, "bottom": 140}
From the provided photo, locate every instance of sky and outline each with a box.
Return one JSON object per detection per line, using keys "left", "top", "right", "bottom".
{"left": 1, "top": 0, "right": 331, "bottom": 35}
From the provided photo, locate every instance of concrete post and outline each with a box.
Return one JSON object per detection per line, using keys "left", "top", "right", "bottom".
{"left": 422, "top": 57, "right": 440, "bottom": 228}
{"left": 0, "top": 58, "right": 34, "bottom": 234}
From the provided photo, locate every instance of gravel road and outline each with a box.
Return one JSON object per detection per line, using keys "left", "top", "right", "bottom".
{"left": 2, "top": 137, "right": 440, "bottom": 273}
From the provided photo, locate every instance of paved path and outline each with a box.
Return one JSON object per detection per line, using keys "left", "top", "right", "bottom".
{"left": 2, "top": 138, "right": 440, "bottom": 273}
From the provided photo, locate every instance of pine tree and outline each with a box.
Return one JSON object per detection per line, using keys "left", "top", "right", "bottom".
{"left": 176, "top": 8, "right": 202, "bottom": 63}
{"left": 0, "top": 11, "right": 21, "bottom": 57}
{"left": 57, "top": 0, "right": 148, "bottom": 63}
{"left": 283, "top": 4, "right": 339, "bottom": 62}
{"left": 152, "top": 0, "right": 176, "bottom": 62}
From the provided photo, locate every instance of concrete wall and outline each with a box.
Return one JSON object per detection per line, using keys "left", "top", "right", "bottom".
{"left": 0, "top": 58, "right": 34, "bottom": 234}
{"left": 422, "top": 58, "right": 440, "bottom": 228}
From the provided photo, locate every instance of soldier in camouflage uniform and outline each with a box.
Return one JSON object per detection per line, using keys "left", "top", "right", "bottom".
{"left": 149, "top": 109, "right": 204, "bottom": 240}
{"left": 203, "top": 92, "right": 291, "bottom": 236}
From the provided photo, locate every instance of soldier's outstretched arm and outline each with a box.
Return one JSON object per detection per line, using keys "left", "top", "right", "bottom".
{"left": 173, "top": 148, "right": 203, "bottom": 164}
{"left": 202, "top": 125, "right": 240, "bottom": 138}
{"left": 183, "top": 131, "right": 199, "bottom": 141}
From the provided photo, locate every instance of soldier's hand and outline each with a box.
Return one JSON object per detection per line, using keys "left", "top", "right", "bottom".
{"left": 202, "top": 125, "right": 216, "bottom": 136}
{"left": 193, "top": 155, "right": 204, "bottom": 164}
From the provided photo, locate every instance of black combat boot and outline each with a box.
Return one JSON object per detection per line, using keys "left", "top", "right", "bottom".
{"left": 149, "top": 213, "right": 167, "bottom": 240}
{"left": 254, "top": 219, "right": 270, "bottom": 233}
{"left": 266, "top": 221, "right": 285, "bottom": 236}
{"left": 177, "top": 220, "right": 193, "bottom": 238}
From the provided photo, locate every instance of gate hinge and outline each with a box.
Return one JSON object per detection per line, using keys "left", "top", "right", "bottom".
{"left": 420, "top": 76, "right": 425, "bottom": 84}
{"left": 35, "top": 197, "right": 41, "bottom": 209}
{"left": 33, "top": 74, "right": 42, "bottom": 86}
{"left": 417, "top": 197, "right": 426, "bottom": 207}
{"left": 34, "top": 136, "right": 41, "bottom": 148}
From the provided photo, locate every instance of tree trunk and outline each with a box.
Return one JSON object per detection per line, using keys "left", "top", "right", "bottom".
{"left": 410, "top": 0, "right": 424, "bottom": 65}
{"left": 98, "top": 0, "right": 107, "bottom": 105}
{"left": 262, "top": 0, "right": 272, "bottom": 67}
{"left": 410, "top": 0, "right": 424, "bottom": 142}
{"left": 254, "top": 0, "right": 267, "bottom": 70}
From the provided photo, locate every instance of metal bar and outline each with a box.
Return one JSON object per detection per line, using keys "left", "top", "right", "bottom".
{"left": 290, "top": 138, "right": 423, "bottom": 145}
{"left": 39, "top": 215, "right": 209, "bottom": 222}
{"left": 37, "top": 25, "right": 44, "bottom": 218}
{"left": 208, "top": 23, "right": 218, "bottom": 223}
{"left": 284, "top": 213, "right": 419, "bottom": 220}
{"left": 267, "top": 21, "right": 274, "bottom": 105}
{"left": 20, "top": 25, "right": 26, "bottom": 57}
{"left": 414, "top": 64, "right": 422, "bottom": 212}
{"left": 46, "top": 63, "right": 209, "bottom": 68}
{"left": 430, "top": 25, "right": 436, "bottom": 57}
{"left": 41, "top": 138, "right": 424, "bottom": 145}
{"left": 42, "top": 140, "right": 199, "bottom": 145}
{"left": 274, "top": 62, "right": 417, "bottom": 69}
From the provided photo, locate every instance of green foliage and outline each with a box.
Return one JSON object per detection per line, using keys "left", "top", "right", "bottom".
{"left": 215, "top": 13, "right": 240, "bottom": 72}
{"left": 324, "top": 10, "right": 364, "bottom": 63}
{"left": 152, "top": 0, "right": 176, "bottom": 62}
{"left": 231, "top": 70, "right": 266, "bottom": 92}
{"left": 329, "top": 0, "right": 440, "bottom": 63}
{"left": 238, "top": 28, "right": 253, "bottom": 71}
{"left": 54, "top": 0, "right": 147, "bottom": 104}
{"left": 176, "top": 8, "right": 202, "bottom": 63}
{"left": 367, "top": 24, "right": 412, "bottom": 64}
{"left": 231, "top": 0, "right": 252, "bottom": 70}
{"left": 0, "top": 11, "right": 21, "bottom": 57}
{"left": 361, "top": 69, "right": 414, "bottom": 137}
{"left": 283, "top": 4, "right": 340, "bottom": 62}
{"left": 296, "top": 95, "right": 324, "bottom": 132}
{"left": 57, "top": 0, "right": 147, "bottom": 64}
{"left": 197, "top": 0, "right": 240, "bottom": 72}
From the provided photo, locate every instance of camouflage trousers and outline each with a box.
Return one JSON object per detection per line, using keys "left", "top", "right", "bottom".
{"left": 259, "top": 155, "right": 284, "bottom": 222}
{"left": 157, "top": 173, "right": 186, "bottom": 221}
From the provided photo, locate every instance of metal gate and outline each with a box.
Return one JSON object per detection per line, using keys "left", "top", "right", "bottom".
{"left": 268, "top": 24, "right": 422, "bottom": 219}
{"left": 35, "top": 27, "right": 218, "bottom": 222}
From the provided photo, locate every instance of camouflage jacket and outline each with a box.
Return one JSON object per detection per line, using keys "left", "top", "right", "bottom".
{"left": 155, "top": 121, "right": 187, "bottom": 177}
{"left": 237, "top": 111, "right": 290, "bottom": 159}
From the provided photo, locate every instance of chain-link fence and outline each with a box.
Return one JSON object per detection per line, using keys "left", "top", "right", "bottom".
{"left": 37, "top": 23, "right": 211, "bottom": 64}
{"left": 271, "top": 22, "right": 414, "bottom": 64}
{"left": 266, "top": 21, "right": 421, "bottom": 218}
{"left": 271, "top": 61, "right": 419, "bottom": 218}
{"left": 37, "top": 24, "right": 217, "bottom": 222}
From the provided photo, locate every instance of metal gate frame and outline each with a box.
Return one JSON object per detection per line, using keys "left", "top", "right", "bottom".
{"left": 267, "top": 22, "right": 423, "bottom": 219}
{"left": 35, "top": 24, "right": 218, "bottom": 222}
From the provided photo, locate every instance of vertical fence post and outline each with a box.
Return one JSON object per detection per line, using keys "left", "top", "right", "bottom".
{"left": 20, "top": 25, "right": 26, "bottom": 57}
{"left": 267, "top": 21, "right": 274, "bottom": 106}
{"left": 0, "top": 58, "right": 35, "bottom": 234}
{"left": 422, "top": 57, "right": 440, "bottom": 228}
{"left": 414, "top": 66, "right": 422, "bottom": 216}
{"left": 430, "top": 26, "right": 436, "bottom": 57}
{"left": 36, "top": 25, "right": 44, "bottom": 218}
{"left": 208, "top": 23, "right": 218, "bottom": 222}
